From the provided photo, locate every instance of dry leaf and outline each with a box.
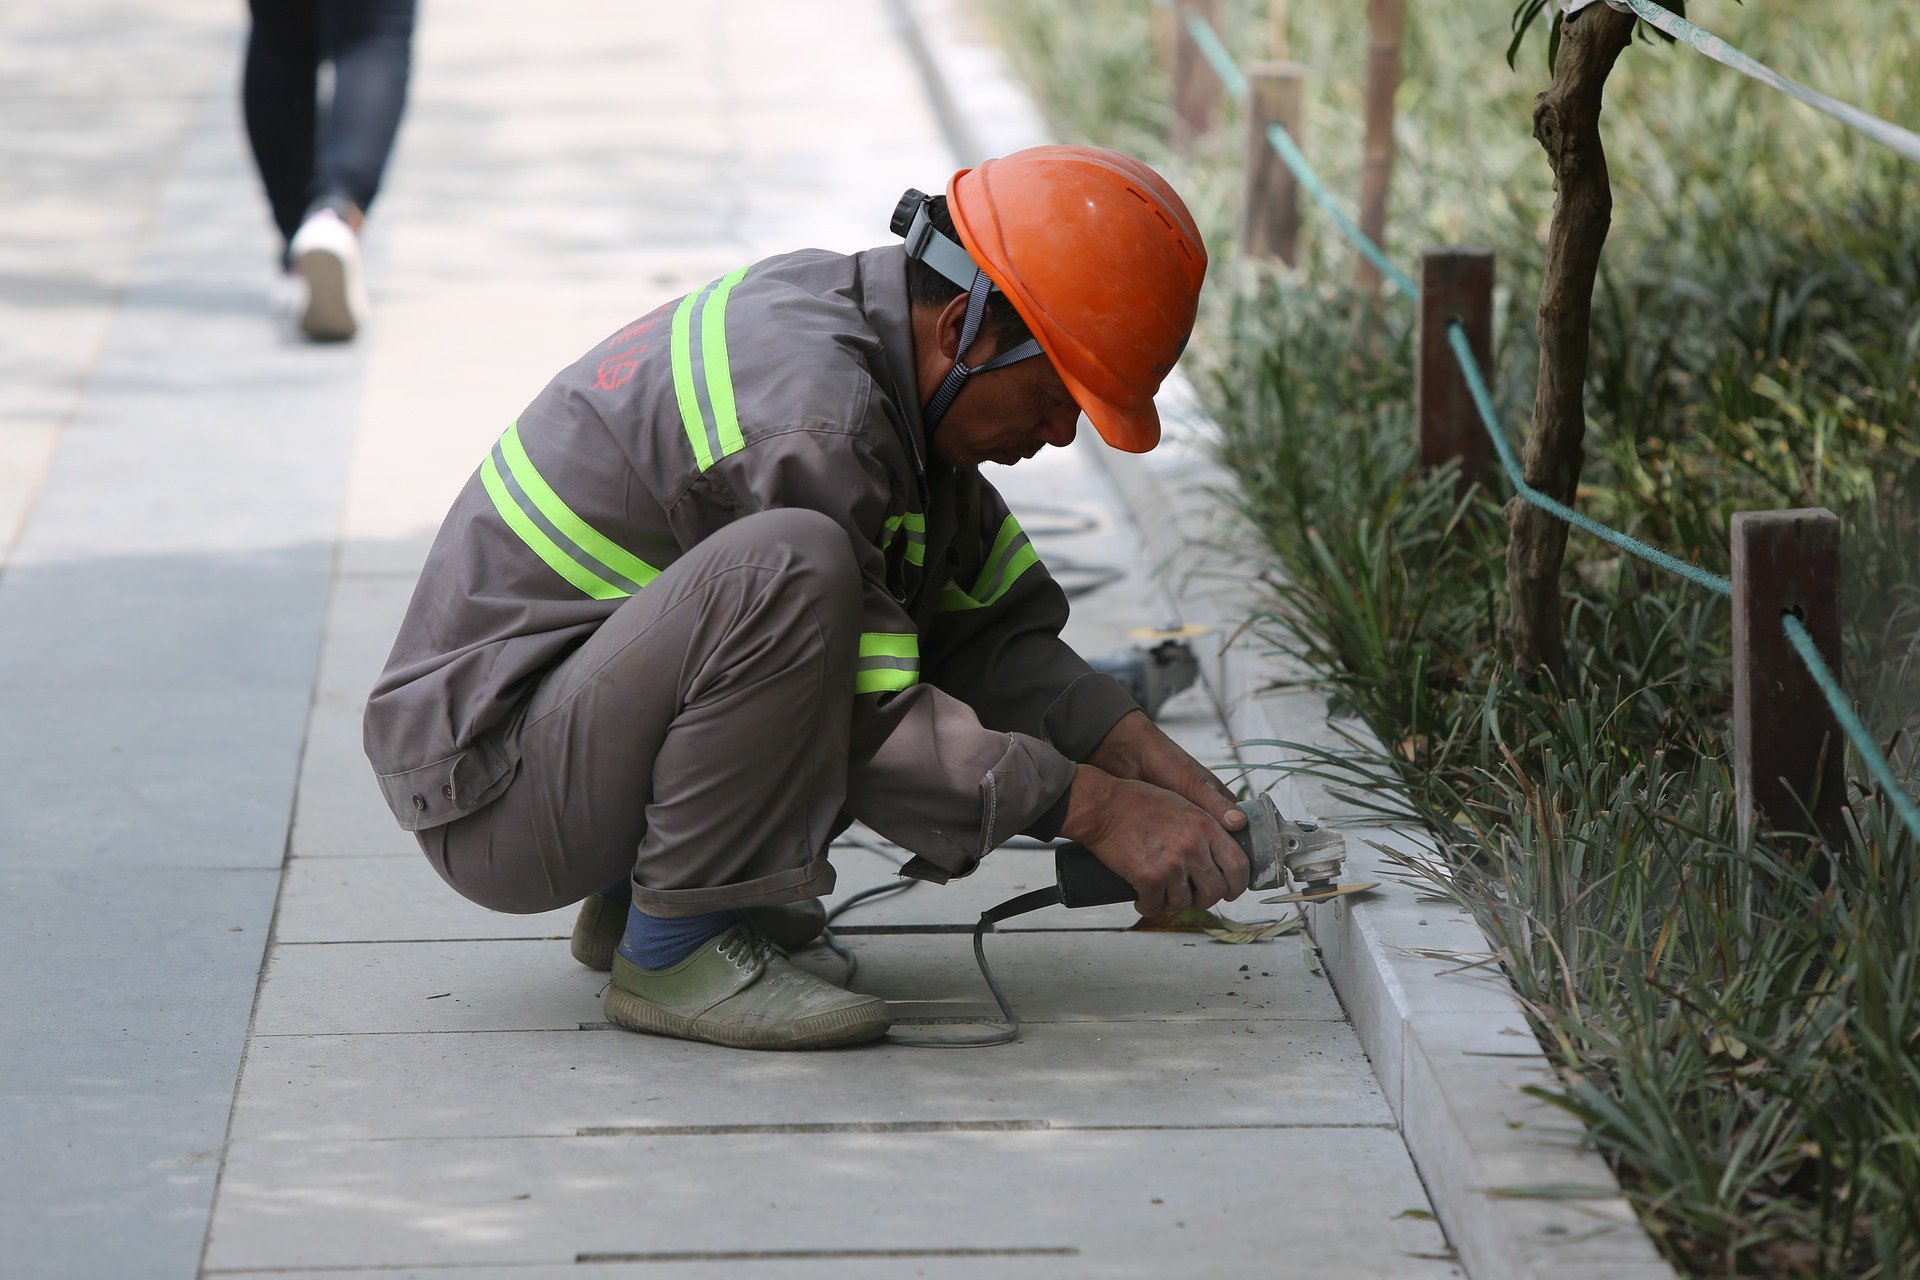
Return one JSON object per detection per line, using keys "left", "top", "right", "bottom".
{"left": 1204, "top": 917, "right": 1302, "bottom": 944}
{"left": 1133, "top": 909, "right": 1301, "bottom": 944}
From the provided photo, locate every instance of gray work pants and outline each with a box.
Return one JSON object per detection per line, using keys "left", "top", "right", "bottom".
{"left": 420, "top": 508, "right": 857, "bottom": 917}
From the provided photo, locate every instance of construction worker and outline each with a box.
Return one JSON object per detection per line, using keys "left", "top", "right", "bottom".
{"left": 364, "top": 145, "right": 1250, "bottom": 1050}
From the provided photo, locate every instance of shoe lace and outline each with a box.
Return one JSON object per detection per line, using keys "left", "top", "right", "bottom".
{"left": 717, "top": 928, "right": 776, "bottom": 971}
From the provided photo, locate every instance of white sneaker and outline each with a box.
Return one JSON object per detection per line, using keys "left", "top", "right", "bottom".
{"left": 289, "top": 208, "right": 367, "bottom": 341}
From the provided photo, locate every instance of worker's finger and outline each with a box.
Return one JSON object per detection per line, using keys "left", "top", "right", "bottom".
{"left": 1186, "top": 857, "right": 1228, "bottom": 911}
{"left": 1210, "top": 824, "right": 1251, "bottom": 900}
{"left": 1178, "top": 768, "right": 1245, "bottom": 832}
{"left": 1162, "top": 873, "right": 1195, "bottom": 913}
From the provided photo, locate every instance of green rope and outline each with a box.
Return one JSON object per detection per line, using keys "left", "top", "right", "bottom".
{"left": 1781, "top": 615, "right": 1920, "bottom": 842}
{"left": 1182, "top": 10, "right": 1248, "bottom": 104}
{"left": 1263, "top": 124, "right": 1419, "bottom": 299}
{"left": 1446, "top": 323, "right": 1733, "bottom": 597}
{"left": 1619, "top": 0, "right": 1920, "bottom": 167}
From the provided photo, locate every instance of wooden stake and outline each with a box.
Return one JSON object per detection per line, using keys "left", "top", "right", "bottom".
{"left": 1416, "top": 248, "right": 1495, "bottom": 490}
{"left": 1355, "top": 0, "right": 1404, "bottom": 295}
{"left": 1240, "top": 62, "right": 1305, "bottom": 266}
{"left": 1152, "top": 1, "right": 1176, "bottom": 76}
{"left": 1268, "top": 0, "right": 1289, "bottom": 60}
{"left": 1172, "top": 0, "right": 1221, "bottom": 155}
{"left": 1733, "top": 509, "right": 1847, "bottom": 867}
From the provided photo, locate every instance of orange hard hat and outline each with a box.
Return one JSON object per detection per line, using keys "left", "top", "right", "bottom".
{"left": 946, "top": 146, "right": 1207, "bottom": 453}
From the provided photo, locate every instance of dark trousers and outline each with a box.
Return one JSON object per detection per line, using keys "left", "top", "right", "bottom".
{"left": 421, "top": 510, "right": 861, "bottom": 918}
{"left": 242, "top": 0, "right": 418, "bottom": 249}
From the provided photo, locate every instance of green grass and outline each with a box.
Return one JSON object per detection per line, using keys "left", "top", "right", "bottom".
{"left": 979, "top": 1, "right": 1920, "bottom": 1273}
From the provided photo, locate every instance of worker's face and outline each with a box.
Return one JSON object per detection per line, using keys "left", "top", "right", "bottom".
{"left": 923, "top": 294, "right": 1082, "bottom": 468}
{"left": 931, "top": 357, "right": 1082, "bottom": 467}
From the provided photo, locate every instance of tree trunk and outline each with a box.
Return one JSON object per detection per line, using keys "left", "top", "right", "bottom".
{"left": 1504, "top": 6, "right": 1636, "bottom": 677}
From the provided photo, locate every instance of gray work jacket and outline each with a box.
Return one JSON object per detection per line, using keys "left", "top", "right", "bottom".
{"left": 363, "top": 246, "right": 1138, "bottom": 877}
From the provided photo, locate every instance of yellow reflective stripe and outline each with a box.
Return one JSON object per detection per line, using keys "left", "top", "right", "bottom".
{"left": 480, "top": 456, "right": 625, "bottom": 601}
{"left": 856, "top": 668, "right": 918, "bottom": 694}
{"left": 935, "top": 584, "right": 978, "bottom": 612}
{"left": 859, "top": 632, "right": 919, "bottom": 660}
{"left": 669, "top": 288, "right": 712, "bottom": 470}
{"left": 883, "top": 511, "right": 927, "bottom": 565}
{"left": 855, "top": 630, "right": 919, "bottom": 695}
{"left": 974, "top": 514, "right": 1023, "bottom": 595}
{"left": 702, "top": 266, "right": 750, "bottom": 459}
{"left": 975, "top": 542, "right": 1039, "bottom": 606}
{"left": 935, "top": 514, "right": 1039, "bottom": 612}
{"left": 498, "top": 422, "right": 660, "bottom": 589}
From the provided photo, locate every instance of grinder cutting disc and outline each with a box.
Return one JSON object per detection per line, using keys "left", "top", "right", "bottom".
{"left": 1260, "top": 881, "right": 1379, "bottom": 905}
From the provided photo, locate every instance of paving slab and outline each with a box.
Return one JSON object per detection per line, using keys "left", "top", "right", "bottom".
{"left": 0, "top": 683, "right": 317, "bottom": 871}
{"left": 231, "top": 1018, "right": 1386, "bottom": 1142}
{"left": 206, "top": 1262, "right": 1109, "bottom": 1280}
{"left": 286, "top": 575, "right": 422, "bottom": 862}
{"left": 273, "top": 855, "right": 577, "bottom": 945}
{"left": 250, "top": 931, "right": 1340, "bottom": 1038}
{"left": 0, "top": 865, "right": 278, "bottom": 1276}
{"left": 0, "top": 0, "right": 232, "bottom": 572}
{"left": 806, "top": 932, "right": 1338, "bottom": 1024}
{"left": 202, "top": 1128, "right": 1457, "bottom": 1277}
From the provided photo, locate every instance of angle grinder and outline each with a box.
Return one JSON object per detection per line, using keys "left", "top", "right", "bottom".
{"left": 1050, "top": 792, "right": 1373, "bottom": 909}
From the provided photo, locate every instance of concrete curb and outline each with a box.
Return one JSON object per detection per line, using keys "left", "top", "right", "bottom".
{"left": 888, "top": 3, "right": 1676, "bottom": 1277}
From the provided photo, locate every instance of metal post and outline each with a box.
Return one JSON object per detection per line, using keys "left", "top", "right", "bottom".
{"left": 1240, "top": 63, "right": 1305, "bottom": 266}
{"left": 1172, "top": 0, "right": 1221, "bottom": 155}
{"left": 1732, "top": 508, "right": 1846, "bottom": 868}
{"left": 1416, "top": 248, "right": 1494, "bottom": 489}
{"left": 1355, "top": 0, "right": 1404, "bottom": 295}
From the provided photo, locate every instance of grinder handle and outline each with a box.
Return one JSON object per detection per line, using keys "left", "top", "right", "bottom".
{"left": 1053, "top": 843, "right": 1138, "bottom": 908}
{"left": 1053, "top": 813, "right": 1268, "bottom": 909}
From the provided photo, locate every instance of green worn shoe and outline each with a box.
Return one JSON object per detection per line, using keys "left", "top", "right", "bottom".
{"left": 570, "top": 896, "right": 826, "bottom": 971}
{"left": 604, "top": 923, "right": 889, "bottom": 1050}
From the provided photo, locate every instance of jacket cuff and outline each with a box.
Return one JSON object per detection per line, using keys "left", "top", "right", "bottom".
{"left": 1040, "top": 672, "right": 1142, "bottom": 761}
{"left": 979, "top": 732, "right": 1077, "bottom": 855}
{"left": 1021, "top": 776, "right": 1073, "bottom": 841}
{"left": 900, "top": 731, "right": 1077, "bottom": 882}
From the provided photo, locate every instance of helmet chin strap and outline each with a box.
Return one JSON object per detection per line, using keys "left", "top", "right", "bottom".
{"left": 897, "top": 196, "right": 1043, "bottom": 432}
{"left": 922, "top": 270, "right": 1044, "bottom": 431}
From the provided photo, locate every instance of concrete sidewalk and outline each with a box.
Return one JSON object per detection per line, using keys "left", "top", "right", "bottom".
{"left": 4, "top": 2, "right": 1459, "bottom": 1275}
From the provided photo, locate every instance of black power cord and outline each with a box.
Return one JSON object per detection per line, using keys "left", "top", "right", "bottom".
{"left": 821, "top": 835, "right": 1065, "bottom": 1048}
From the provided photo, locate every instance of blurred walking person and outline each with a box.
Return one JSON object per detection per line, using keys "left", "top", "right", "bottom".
{"left": 242, "top": 0, "right": 416, "bottom": 341}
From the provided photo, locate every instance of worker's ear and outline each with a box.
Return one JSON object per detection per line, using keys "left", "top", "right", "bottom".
{"left": 935, "top": 291, "right": 998, "bottom": 364}
{"left": 935, "top": 292, "right": 969, "bottom": 360}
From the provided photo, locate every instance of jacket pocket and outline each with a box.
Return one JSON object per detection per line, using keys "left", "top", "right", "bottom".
{"left": 377, "top": 737, "right": 519, "bottom": 832}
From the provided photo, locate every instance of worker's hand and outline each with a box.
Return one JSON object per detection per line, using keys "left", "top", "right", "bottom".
{"left": 1087, "top": 710, "right": 1247, "bottom": 839}
{"left": 1060, "top": 765, "right": 1250, "bottom": 916}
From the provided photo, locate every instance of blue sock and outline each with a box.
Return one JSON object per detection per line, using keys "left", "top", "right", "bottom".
{"left": 617, "top": 902, "right": 740, "bottom": 971}
{"left": 597, "top": 879, "right": 633, "bottom": 904}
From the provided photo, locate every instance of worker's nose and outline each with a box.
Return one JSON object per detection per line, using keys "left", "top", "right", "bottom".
{"left": 1039, "top": 406, "right": 1079, "bottom": 448}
